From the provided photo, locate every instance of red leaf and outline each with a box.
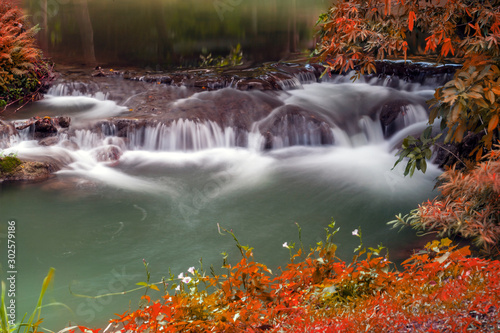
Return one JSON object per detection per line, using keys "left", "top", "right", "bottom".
{"left": 408, "top": 11, "right": 416, "bottom": 32}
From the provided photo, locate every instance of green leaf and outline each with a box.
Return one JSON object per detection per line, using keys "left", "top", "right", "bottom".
{"left": 420, "top": 159, "right": 427, "bottom": 173}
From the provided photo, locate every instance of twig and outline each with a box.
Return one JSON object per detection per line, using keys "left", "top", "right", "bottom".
{"left": 434, "top": 142, "right": 467, "bottom": 167}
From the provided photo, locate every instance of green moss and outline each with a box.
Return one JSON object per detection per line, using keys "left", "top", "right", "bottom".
{"left": 0, "top": 156, "right": 22, "bottom": 174}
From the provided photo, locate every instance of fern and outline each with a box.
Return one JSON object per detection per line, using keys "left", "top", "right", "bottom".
{"left": 0, "top": 2, "right": 52, "bottom": 109}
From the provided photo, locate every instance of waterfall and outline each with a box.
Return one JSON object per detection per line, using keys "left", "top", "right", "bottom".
{"left": 0, "top": 80, "right": 435, "bottom": 156}
{"left": 127, "top": 120, "right": 238, "bottom": 151}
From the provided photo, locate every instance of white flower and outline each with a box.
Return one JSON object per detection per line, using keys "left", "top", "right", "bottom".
{"left": 283, "top": 242, "right": 289, "bottom": 249}
{"left": 177, "top": 272, "right": 184, "bottom": 279}
{"left": 175, "top": 285, "right": 180, "bottom": 291}
{"left": 182, "top": 276, "right": 192, "bottom": 284}
{"left": 188, "top": 266, "right": 195, "bottom": 275}
{"left": 352, "top": 229, "right": 359, "bottom": 236}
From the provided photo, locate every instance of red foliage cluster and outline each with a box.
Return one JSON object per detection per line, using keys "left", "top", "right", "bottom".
{"left": 406, "top": 145, "right": 500, "bottom": 256}
{"left": 0, "top": 1, "right": 52, "bottom": 110}
{"left": 66, "top": 233, "right": 500, "bottom": 333}
{"left": 314, "top": 0, "right": 500, "bottom": 160}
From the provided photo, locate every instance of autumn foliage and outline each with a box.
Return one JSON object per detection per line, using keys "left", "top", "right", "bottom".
{"left": 315, "top": 0, "right": 500, "bottom": 162}
{"left": 61, "top": 225, "right": 500, "bottom": 333}
{"left": 391, "top": 144, "right": 500, "bottom": 257}
{"left": 0, "top": 1, "right": 52, "bottom": 110}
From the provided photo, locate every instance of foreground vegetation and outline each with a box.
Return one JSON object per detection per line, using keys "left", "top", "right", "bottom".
{"left": 0, "top": 1, "right": 52, "bottom": 111}
{"left": 29, "top": 225, "right": 500, "bottom": 332}
{"left": 2, "top": 224, "right": 499, "bottom": 333}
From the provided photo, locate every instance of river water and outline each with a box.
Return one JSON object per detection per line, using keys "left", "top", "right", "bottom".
{"left": 0, "top": 0, "right": 441, "bottom": 330}
{"left": 0, "top": 77, "right": 441, "bottom": 329}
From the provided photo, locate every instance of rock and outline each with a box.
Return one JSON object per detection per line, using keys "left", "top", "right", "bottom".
{"left": 92, "top": 145, "right": 123, "bottom": 162}
{"left": 34, "top": 117, "right": 58, "bottom": 139}
{"left": 236, "top": 78, "right": 274, "bottom": 91}
{"left": 258, "top": 105, "right": 334, "bottom": 149}
{"left": 56, "top": 116, "right": 71, "bottom": 128}
{"left": 38, "top": 136, "right": 60, "bottom": 146}
{"left": 0, "top": 120, "right": 18, "bottom": 137}
{"left": 379, "top": 100, "right": 411, "bottom": 138}
{"left": 0, "top": 161, "right": 57, "bottom": 183}
{"left": 13, "top": 116, "right": 71, "bottom": 141}
{"left": 433, "top": 132, "right": 482, "bottom": 169}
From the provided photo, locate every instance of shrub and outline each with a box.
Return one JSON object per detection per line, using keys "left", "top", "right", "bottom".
{"left": 0, "top": 2, "right": 53, "bottom": 111}
{"left": 313, "top": 0, "right": 500, "bottom": 171}
{"left": 67, "top": 224, "right": 500, "bottom": 332}
{"left": 390, "top": 145, "right": 500, "bottom": 257}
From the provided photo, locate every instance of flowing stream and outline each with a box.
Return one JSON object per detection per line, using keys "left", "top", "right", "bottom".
{"left": 0, "top": 74, "right": 442, "bottom": 329}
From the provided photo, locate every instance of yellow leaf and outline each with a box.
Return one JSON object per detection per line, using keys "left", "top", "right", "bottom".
{"left": 440, "top": 238, "right": 453, "bottom": 247}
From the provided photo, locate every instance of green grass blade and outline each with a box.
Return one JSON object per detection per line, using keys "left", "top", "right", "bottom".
{"left": 1, "top": 281, "right": 11, "bottom": 333}
{"left": 24, "top": 268, "right": 55, "bottom": 333}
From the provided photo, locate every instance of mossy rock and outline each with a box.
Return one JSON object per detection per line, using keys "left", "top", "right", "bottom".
{"left": 0, "top": 156, "right": 22, "bottom": 174}
{"left": 0, "top": 160, "right": 56, "bottom": 182}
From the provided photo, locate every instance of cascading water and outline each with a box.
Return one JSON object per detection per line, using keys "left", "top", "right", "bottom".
{"left": 0, "top": 75, "right": 442, "bottom": 330}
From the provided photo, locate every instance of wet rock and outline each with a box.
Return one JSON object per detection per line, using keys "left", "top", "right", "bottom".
{"left": 56, "top": 116, "right": 71, "bottom": 128}
{"left": 34, "top": 117, "right": 58, "bottom": 139}
{"left": 60, "top": 139, "right": 80, "bottom": 151}
{"left": 258, "top": 105, "right": 334, "bottom": 149}
{"left": 38, "top": 136, "right": 60, "bottom": 146}
{"left": 236, "top": 78, "right": 274, "bottom": 91}
{"left": 0, "top": 161, "right": 57, "bottom": 183}
{"left": 92, "top": 145, "right": 123, "bottom": 162}
{"left": 0, "top": 120, "right": 18, "bottom": 137}
{"left": 433, "top": 132, "right": 483, "bottom": 169}
{"left": 379, "top": 100, "right": 411, "bottom": 138}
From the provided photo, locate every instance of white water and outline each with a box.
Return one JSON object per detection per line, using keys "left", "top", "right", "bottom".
{"left": 0, "top": 79, "right": 441, "bottom": 330}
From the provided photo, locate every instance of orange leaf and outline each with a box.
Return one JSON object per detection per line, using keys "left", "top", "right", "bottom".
{"left": 488, "top": 114, "right": 499, "bottom": 132}
{"left": 491, "top": 86, "right": 500, "bottom": 95}
{"left": 408, "top": 11, "right": 416, "bottom": 32}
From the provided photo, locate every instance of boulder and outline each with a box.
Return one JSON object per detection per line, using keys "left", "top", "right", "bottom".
{"left": 92, "top": 145, "right": 123, "bottom": 162}
{"left": 0, "top": 161, "right": 57, "bottom": 183}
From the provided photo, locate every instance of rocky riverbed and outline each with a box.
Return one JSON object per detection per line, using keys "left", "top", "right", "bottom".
{"left": 0, "top": 60, "right": 463, "bottom": 183}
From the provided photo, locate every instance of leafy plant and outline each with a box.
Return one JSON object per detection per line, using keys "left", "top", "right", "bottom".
{"left": 314, "top": 0, "right": 500, "bottom": 170}
{"left": 199, "top": 44, "right": 243, "bottom": 68}
{"left": 0, "top": 2, "right": 53, "bottom": 112}
{"left": 0, "top": 268, "right": 67, "bottom": 333}
{"left": 0, "top": 153, "right": 21, "bottom": 174}
{"left": 390, "top": 144, "right": 500, "bottom": 257}
{"left": 67, "top": 223, "right": 500, "bottom": 332}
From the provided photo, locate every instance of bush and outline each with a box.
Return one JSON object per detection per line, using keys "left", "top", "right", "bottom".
{"left": 314, "top": 0, "right": 500, "bottom": 169}
{"left": 67, "top": 224, "right": 500, "bottom": 332}
{"left": 390, "top": 145, "right": 500, "bottom": 257}
{"left": 0, "top": 2, "right": 53, "bottom": 111}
